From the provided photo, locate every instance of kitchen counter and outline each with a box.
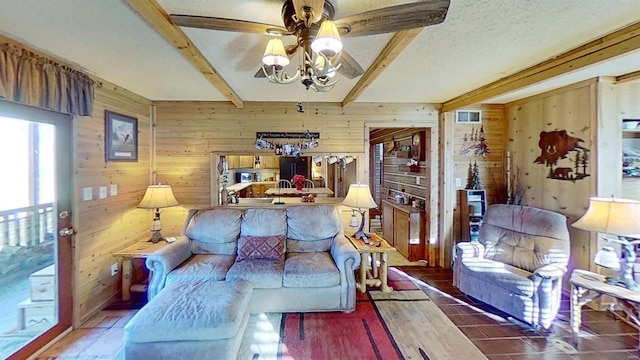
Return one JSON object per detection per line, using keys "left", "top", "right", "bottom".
{"left": 222, "top": 197, "right": 344, "bottom": 207}
{"left": 225, "top": 181, "right": 278, "bottom": 192}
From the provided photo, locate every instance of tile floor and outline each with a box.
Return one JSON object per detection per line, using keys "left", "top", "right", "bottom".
{"left": 32, "top": 267, "right": 640, "bottom": 360}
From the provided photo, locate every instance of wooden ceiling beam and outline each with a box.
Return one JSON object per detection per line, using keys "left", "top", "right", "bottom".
{"left": 441, "top": 20, "right": 640, "bottom": 112}
{"left": 616, "top": 69, "right": 640, "bottom": 84}
{"left": 125, "top": 0, "right": 244, "bottom": 108}
{"left": 341, "top": 28, "right": 422, "bottom": 108}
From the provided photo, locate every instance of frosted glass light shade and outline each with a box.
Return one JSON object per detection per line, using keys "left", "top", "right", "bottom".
{"left": 342, "top": 184, "right": 377, "bottom": 210}
{"left": 262, "top": 38, "right": 290, "bottom": 66}
{"left": 138, "top": 185, "right": 179, "bottom": 209}
{"left": 311, "top": 20, "right": 342, "bottom": 56}
{"left": 572, "top": 197, "right": 640, "bottom": 237}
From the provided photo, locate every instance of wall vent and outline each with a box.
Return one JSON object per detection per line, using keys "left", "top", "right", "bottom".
{"left": 456, "top": 110, "right": 482, "bottom": 124}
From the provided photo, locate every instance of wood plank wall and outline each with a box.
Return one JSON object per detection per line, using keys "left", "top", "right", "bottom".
{"left": 153, "top": 102, "right": 440, "bottom": 243}
{"left": 74, "top": 81, "right": 151, "bottom": 325}
{"left": 505, "top": 81, "right": 596, "bottom": 274}
{"left": 450, "top": 105, "right": 506, "bottom": 243}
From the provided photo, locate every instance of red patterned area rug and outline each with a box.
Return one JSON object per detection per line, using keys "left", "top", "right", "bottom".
{"left": 238, "top": 268, "right": 487, "bottom": 360}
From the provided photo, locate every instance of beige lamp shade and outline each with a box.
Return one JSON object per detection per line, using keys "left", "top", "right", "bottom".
{"left": 342, "top": 184, "right": 377, "bottom": 210}
{"left": 262, "top": 38, "right": 290, "bottom": 67}
{"left": 311, "top": 20, "right": 342, "bottom": 56}
{"left": 137, "top": 184, "right": 179, "bottom": 209}
{"left": 572, "top": 197, "right": 640, "bottom": 237}
{"left": 593, "top": 246, "right": 621, "bottom": 270}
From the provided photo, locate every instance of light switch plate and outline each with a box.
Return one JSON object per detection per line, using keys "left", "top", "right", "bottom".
{"left": 415, "top": 177, "right": 420, "bottom": 185}
{"left": 99, "top": 186, "right": 107, "bottom": 199}
{"left": 110, "top": 184, "right": 118, "bottom": 196}
{"left": 83, "top": 187, "right": 92, "bottom": 201}
{"left": 455, "top": 178, "right": 462, "bottom": 188}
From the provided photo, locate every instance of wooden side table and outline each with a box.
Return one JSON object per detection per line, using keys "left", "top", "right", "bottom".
{"left": 570, "top": 269, "right": 640, "bottom": 346}
{"left": 113, "top": 240, "right": 171, "bottom": 301}
{"left": 346, "top": 233, "right": 397, "bottom": 293}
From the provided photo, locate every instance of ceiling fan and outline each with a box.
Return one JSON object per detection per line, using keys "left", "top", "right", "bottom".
{"left": 170, "top": 0, "right": 450, "bottom": 92}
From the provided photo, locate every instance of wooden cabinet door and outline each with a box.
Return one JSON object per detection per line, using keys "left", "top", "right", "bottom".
{"left": 382, "top": 205, "right": 394, "bottom": 245}
{"left": 263, "top": 156, "right": 279, "bottom": 169}
{"left": 251, "top": 184, "right": 261, "bottom": 197}
{"left": 240, "top": 156, "right": 254, "bottom": 168}
{"left": 394, "top": 210, "right": 410, "bottom": 259}
{"left": 227, "top": 155, "right": 239, "bottom": 169}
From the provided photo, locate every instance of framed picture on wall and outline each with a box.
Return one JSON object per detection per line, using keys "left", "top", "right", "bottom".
{"left": 105, "top": 110, "right": 138, "bottom": 161}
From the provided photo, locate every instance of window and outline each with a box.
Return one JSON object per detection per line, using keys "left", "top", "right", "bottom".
{"left": 456, "top": 110, "right": 482, "bottom": 124}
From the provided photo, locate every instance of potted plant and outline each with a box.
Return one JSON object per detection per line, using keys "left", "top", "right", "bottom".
{"left": 292, "top": 174, "right": 306, "bottom": 191}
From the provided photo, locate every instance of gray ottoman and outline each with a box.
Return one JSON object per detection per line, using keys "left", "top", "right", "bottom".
{"left": 124, "top": 280, "right": 253, "bottom": 360}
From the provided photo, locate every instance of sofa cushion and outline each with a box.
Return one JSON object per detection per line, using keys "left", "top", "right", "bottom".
{"left": 186, "top": 209, "right": 244, "bottom": 255}
{"left": 480, "top": 204, "right": 570, "bottom": 273}
{"left": 236, "top": 235, "right": 285, "bottom": 261}
{"left": 166, "top": 254, "right": 235, "bottom": 286}
{"left": 458, "top": 258, "right": 534, "bottom": 297}
{"left": 226, "top": 259, "right": 284, "bottom": 289}
{"left": 286, "top": 205, "right": 341, "bottom": 252}
{"left": 283, "top": 252, "right": 340, "bottom": 288}
{"left": 241, "top": 208, "right": 287, "bottom": 237}
{"left": 124, "top": 281, "right": 252, "bottom": 343}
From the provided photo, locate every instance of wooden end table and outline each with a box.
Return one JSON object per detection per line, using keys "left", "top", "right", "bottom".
{"left": 570, "top": 268, "right": 640, "bottom": 346}
{"left": 346, "top": 233, "right": 396, "bottom": 293}
{"left": 113, "top": 240, "right": 171, "bottom": 301}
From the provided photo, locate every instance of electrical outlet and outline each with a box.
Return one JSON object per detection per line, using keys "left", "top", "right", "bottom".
{"left": 99, "top": 186, "right": 107, "bottom": 199}
{"left": 455, "top": 178, "right": 462, "bottom": 188}
{"left": 110, "top": 184, "right": 118, "bottom": 196}
{"left": 83, "top": 187, "right": 93, "bottom": 201}
{"left": 110, "top": 263, "right": 118, "bottom": 276}
{"left": 415, "top": 177, "right": 420, "bottom": 185}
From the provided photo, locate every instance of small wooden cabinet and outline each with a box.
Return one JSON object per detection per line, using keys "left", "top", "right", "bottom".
{"left": 261, "top": 156, "right": 279, "bottom": 169}
{"left": 227, "top": 155, "right": 254, "bottom": 169}
{"left": 458, "top": 189, "right": 486, "bottom": 242}
{"left": 381, "top": 199, "right": 425, "bottom": 262}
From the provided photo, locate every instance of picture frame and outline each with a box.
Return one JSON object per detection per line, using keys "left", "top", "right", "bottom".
{"left": 105, "top": 110, "right": 138, "bottom": 161}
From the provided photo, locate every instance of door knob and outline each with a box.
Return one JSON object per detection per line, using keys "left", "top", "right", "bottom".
{"left": 59, "top": 211, "right": 70, "bottom": 219}
{"left": 59, "top": 227, "right": 75, "bottom": 236}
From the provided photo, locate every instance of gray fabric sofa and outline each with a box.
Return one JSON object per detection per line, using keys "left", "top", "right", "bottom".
{"left": 453, "top": 204, "right": 570, "bottom": 329}
{"left": 145, "top": 204, "right": 361, "bottom": 313}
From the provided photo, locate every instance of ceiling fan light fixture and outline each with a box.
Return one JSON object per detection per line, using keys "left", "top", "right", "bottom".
{"left": 262, "top": 38, "right": 290, "bottom": 67}
{"left": 311, "top": 20, "right": 342, "bottom": 56}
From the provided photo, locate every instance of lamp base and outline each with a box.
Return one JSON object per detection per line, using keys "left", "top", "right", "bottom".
{"left": 604, "top": 275, "right": 638, "bottom": 291}
{"left": 351, "top": 209, "right": 371, "bottom": 243}
{"left": 149, "top": 230, "right": 163, "bottom": 243}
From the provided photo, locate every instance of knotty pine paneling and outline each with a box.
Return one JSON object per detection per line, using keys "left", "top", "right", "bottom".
{"left": 506, "top": 81, "right": 596, "bottom": 277}
{"left": 73, "top": 82, "right": 151, "bottom": 326}
{"left": 451, "top": 105, "right": 506, "bottom": 244}
{"left": 154, "top": 102, "right": 439, "bottom": 249}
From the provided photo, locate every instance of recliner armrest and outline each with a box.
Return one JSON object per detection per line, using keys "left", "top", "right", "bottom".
{"left": 145, "top": 236, "right": 192, "bottom": 300}
{"left": 455, "top": 242, "right": 485, "bottom": 260}
{"left": 532, "top": 264, "right": 567, "bottom": 280}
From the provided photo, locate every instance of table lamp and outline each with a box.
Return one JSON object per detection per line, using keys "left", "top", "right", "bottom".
{"left": 138, "top": 184, "right": 179, "bottom": 243}
{"left": 572, "top": 197, "right": 640, "bottom": 290}
{"left": 342, "top": 184, "right": 378, "bottom": 241}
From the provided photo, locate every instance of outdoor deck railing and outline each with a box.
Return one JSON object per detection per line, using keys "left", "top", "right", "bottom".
{"left": 0, "top": 203, "right": 55, "bottom": 250}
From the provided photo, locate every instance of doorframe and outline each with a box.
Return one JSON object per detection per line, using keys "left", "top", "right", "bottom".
{"left": 365, "top": 122, "right": 440, "bottom": 266}
{"left": 0, "top": 100, "right": 74, "bottom": 360}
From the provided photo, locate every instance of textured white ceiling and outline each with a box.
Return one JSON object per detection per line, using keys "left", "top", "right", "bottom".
{"left": 0, "top": 0, "right": 639, "bottom": 104}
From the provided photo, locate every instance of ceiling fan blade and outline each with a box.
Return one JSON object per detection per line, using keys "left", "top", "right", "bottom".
{"left": 170, "top": 14, "right": 292, "bottom": 36}
{"left": 335, "top": 51, "right": 364, "bottom": 79}
{"left": 335, "top": 0, "right": 450, "bottom": 38}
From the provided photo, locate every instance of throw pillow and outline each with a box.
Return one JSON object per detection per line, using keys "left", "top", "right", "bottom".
{"left": 236, "top": 235, "right": 285, "bottom": 261}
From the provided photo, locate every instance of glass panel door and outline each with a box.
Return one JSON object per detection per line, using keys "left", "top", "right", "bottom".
{"left": 0, "top": 102, "right": 73, "bottom": 359}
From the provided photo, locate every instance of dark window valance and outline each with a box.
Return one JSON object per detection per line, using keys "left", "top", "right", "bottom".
{"left": 0, "top": 43, "right": 94, "bottom": 116}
